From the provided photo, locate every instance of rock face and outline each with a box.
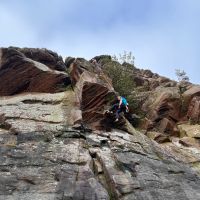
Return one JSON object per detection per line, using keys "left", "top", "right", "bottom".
{"left": 138, "top": 84, "right": 200, "bottom": 138}
{"left": 1, "top": 93, "right": 200, "bottom": 199}
{"left": 187, "top": 96, "right": 200, "bottom": 123}
{"left": 178, "top": 123, "right": 200, "bottom": 138}
{"left": 68, "top": 58, "right": 115, "bottom": 130}
{"left": 1, "top": 48, "right": 200, "bottom": 200}
{"left": 141, "top": 87, "right": 181, "bottom": 135}
{"left": 0, "top": 47, "right": 71, "bottom": 96}
{"left": 1, "top": 92, "right": 200, "bottom": 199}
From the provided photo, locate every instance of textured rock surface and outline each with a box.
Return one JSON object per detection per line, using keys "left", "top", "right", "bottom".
{"left": 0, "top": 91, "right": 110, "bottom": 199}
{"left": 178, "top": 123, "right": 200, "bottom": 138}
{"left": 141, "top": 87, "right": 181, "bottom": 135}
{"left": 68, "top": 59, "right": 115, "bottom": 130}
{"left": 1, "top": 98, "right": 200, "bottom": 200}
{"left": 187, "top": 96, "right": 200, "bottom": 123}
{"left": 96, "top": 55, "right": 200, "bottom": 138}
{"left": 183, "top": 85, "right": 200, "bottom": 101}
{"left": 0, "top": 92, "right": 77, "bottom": 134}
{"left": 179, "top": 137, "right": 200, "bottom": 148}
{"left": 0, "top": 47, "right": 71, "bottom": 96}
{"left": 1, "top": 49, "right": 200, "bottom": 199}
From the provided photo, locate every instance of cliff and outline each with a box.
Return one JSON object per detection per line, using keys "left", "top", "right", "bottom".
{"left": 0, "top": 47, "right": 200, "bottom": 200}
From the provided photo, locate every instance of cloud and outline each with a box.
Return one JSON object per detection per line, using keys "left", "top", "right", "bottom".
{"left": 0, "top": 0, "right": 200, "bottom": 83}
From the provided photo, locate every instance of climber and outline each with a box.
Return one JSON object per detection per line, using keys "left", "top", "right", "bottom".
{"left": 107, "top": 95, "right": 129, "bottom": 122}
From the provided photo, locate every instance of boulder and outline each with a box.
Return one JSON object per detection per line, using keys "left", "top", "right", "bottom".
{"left": 158, "top": 118, "right": 177, "bottom": 135}
{"left": 68, "top": 58, "right": 103, "bottom": 86}
{"left": 146, "top": 131, "right": 170, "bottom": 143}
{"left": 187, "top": 96, "right": 200, "bottom": 123}
{"left": 92, "top": 55, "right": 112, "bottom": 63}
{"left": 178, "top": 123, "right": 200, "bottom": 138}
{"left": 183, "top": 85, "right": 200, "bottom": 99}
{"left": 179, "top": 137, "right": 200, "bottom": 148}
{"left": 133, "top": 76, "right": 145, "bottom": 86}
{"left": 182, "top": 85, "right": 200, "bottom": 111}
{"left": 68, "top": 59, "right": 116, "bottom": 130}
{"left": 0, "top": 47, "right": 70, "bottom": 96}
{"left": 148, "top": 79, "right": 160, "bottom": 90}
{"left": 141, "top": 87, "right": 181, "bottom": 135}
{"left": 65, "top": 56, "right": 75, "bottom": 68}
{"left": 16, "top": 47, "right": 67, "bottom": 71}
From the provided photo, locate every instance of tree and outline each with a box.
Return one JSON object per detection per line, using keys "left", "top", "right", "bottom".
{"left": 175, "top": 69, "right": 190, "bottom": 94}
{"left": 112, "top": 51, "right": 135, "bottom": 65}
{"left": 175, "top": 69, "right": 189, "bottom": 82}
{"left": 175, "top": 69, "right": 190, "bottom": 115}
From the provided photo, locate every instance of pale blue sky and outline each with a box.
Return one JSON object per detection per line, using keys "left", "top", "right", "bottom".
{"left": 0, "top": 0, "right": 200, "bottom": 83}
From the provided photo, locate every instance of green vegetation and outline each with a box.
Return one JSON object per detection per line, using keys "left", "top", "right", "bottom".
{"left": 99, "top": 55, "right": 145, "bottom": 115}
{"left": 112, "top": 51, "right": 135, "bottom": 65}
{"left": 175, "top": 69, "right": 190, "bottom": 115}
{"left": 175, "top": 69, "right": 189, "bottom": 94}
{"left": 101, "top": 59, "right": 135, "bottom": 97}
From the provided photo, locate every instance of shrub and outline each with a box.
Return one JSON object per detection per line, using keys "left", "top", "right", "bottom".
{"left": 99, "top": 54, "right": 145, "bottom": 116}
{"left": 102, "top": 60, "right": 135, "bottom": 97}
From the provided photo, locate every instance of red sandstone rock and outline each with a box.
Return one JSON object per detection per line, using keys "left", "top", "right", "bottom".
{"left": 0, "top": 47, "right": 70, "bottom": 96}
{"left": 183, "top": 85, "right": 200, "bottom": 98}
{"left": 17, "top": 47, "right": 66, "bottom": 71}
{"left": 68, "top": 59, "right": 115, "bottom": 130}
{"left": 141, "top": 87, "right": 181, "bottom": 135}
{"left": 187, "top": 96, "right": 200, "bottom": 123}
{"left": 133, "top": 76, "right": 145, "bottom": 86}
{"left": 158, "top": 118, "right": 178, "bottom": 135}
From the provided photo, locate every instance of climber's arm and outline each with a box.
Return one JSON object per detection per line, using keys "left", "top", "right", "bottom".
{"left": 118, "top": 97, "right": 122, "bottom": 108}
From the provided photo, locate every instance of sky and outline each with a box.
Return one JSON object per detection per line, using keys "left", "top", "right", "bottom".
{"left": 0, "top": 0, "right": 200, "bottom": 84}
